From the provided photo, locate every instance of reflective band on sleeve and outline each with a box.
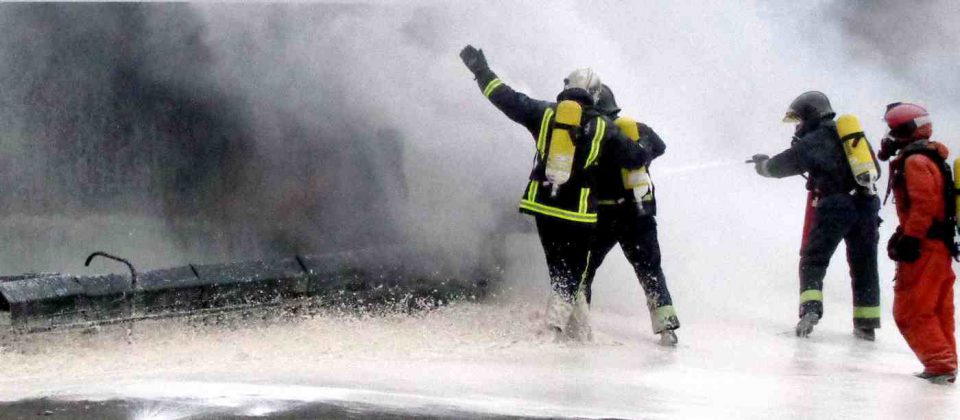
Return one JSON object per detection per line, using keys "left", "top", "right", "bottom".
{"left": 578, "top": 188, "right": 590, "bottom": 214}
{"left": 536, "top": 108, "right": 554, "bottom": 158}
{"left": 799, "top": 289, "right": 823, "bottom": 303}
{"left": 584, "top": 118, "right": 606, "bottom": 168}
{"left": 655, "top": 305, "right": 677, "bottom": 320}
{"left": 483, "top": 78, "right": 503, "bottom": 97}
{"left": 853, "top": 306, "right": 881, "bottom": 319}
{"left": 519, "top": 200, "right": 597, "bottom": 223}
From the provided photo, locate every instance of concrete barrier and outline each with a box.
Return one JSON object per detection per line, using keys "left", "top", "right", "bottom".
{"left": 0, "top": 247, "right": 493, "bottom": 332}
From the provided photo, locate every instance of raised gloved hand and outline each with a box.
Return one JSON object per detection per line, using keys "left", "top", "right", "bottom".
{"left": 748, "top": 154, "right": 770, "bottom": 176}
{"left": 888, "top": 232, "right": 921, "bottom": 262}
{"left": 459, "top": 45, "right": 489, "bottom": 77}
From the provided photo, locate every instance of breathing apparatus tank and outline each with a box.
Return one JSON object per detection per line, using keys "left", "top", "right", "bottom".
{"left": 614, "top": 117, "right": 652, "bottom": 214}
{"left": 545, "top": 100, "right": 582, "bottom": 196}
{"left": 836, "top": 114, "right": 880, "bottom": 192}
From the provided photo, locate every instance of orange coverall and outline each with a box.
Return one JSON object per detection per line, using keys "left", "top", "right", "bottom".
{"left": 892, "top": 141, "right": 957, "bottom": 376}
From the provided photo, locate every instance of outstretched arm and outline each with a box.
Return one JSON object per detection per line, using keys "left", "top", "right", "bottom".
{"left": 460, "top": 45, "right": 551, "bottom": 132}
{"left": 753, "top": 137, "right": 804, "bottom": 178}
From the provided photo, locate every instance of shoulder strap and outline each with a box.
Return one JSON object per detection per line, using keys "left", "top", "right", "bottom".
{"left": 898, "top": 146, "right": 958, "bottom": 257}
{"left": 583, "top": 117, "right": 606, "bottom": 168}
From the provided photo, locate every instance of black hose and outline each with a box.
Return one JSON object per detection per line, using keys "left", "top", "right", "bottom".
{"left": 85, "top": 251, "right": 138, "bottom": 290}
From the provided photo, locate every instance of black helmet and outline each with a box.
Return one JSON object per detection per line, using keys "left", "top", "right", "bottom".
{"left": 596, "top": 84, "right": 621, "bottom": 117}
{"left": 783, "top": 91, "right": 835, "bottom": 123}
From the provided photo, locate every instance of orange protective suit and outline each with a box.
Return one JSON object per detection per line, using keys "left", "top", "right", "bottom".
{"left": 891, "top": 141, "right": 957, "bottom": 376}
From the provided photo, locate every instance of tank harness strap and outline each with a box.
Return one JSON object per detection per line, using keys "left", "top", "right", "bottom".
{"left": 583, "top": 118, "right": 606, "bottom": 168}
{"left": 840, "top": 131, "right": 865, "bottom": 146}
{"left": 536, "top": 108, "right": 554, "bottom": 158}
{"left": 893, "top": 145, "right": 960, "bottom": 258}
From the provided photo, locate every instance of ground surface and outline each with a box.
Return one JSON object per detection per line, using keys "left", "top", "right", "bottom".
{"left": 1, "top": 295, "right": 956, "bottom": 419}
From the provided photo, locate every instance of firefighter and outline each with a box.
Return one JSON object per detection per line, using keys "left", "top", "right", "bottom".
{"left": 880, "top": 102, "right": 957, "bottom": 384}
{"left": 459, "top": 45, "right": 650, "bottom": 341}
{"left": 751, "top": 91, "right": 881, "bottom": 340}
{"left": 583, "top": 84, "right": 680, "bottom": 346}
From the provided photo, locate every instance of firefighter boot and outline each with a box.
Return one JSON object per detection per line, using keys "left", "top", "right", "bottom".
{"left": 545, "top": 293, "right": 574, "bottom": 341}
{"left": 914, "top": 371, "right": 957, "bottom": 385}
{"left": 659, "top": 330, "right": 678, "bottom": 347}
{"left": 566, "top": 296, "right": 593, "bottom": 343}
{"left": 854, "top": 327, "right": 876, "bottom": 341}
{"left": 796, "top": 312, "right": 820, "bottom": 337}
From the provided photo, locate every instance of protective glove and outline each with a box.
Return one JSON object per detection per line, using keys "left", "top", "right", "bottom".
{"left": 459, "top": 45, "right": 489, "bottom": 77}
{"left": 749, "top": 154, "right": 770, "bottom": 176}
{"left": 888, "top": 232, "right": 921, "bottom": 262}
{"left": 877, "top": 134, "right": 901, "bottom": 162}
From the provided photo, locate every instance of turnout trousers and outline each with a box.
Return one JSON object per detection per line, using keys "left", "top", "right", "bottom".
{"left": 893, "top": 240, "right": 957, "bottom": 375}
{"left": 535, "top": 215, "right": 594, "bottom": 332}
{"left": 583, "top": 204, "right": 679, "bottom": 333}
{"left": 799, "top": 192, "right": 881, "bottom": 329}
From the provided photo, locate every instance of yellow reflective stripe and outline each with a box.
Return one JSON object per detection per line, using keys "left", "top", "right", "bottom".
{"left": 519, "top": 200, "right": 597, "bottom": 223}
{"left": 537, "top": 108, "right": 553, "bottom": 158}
{"left": 800, "top": 289, "right": 823, "bottom": 304}
{"left": 578, "top": 188, "right": 590, "bottom": 213}
{"left": 483, "top": 78, "right": 503, "bottom": 97}
{"left": 526, "top": 181, "right": 537, "bottom": 201}
{"left": 584, "top": 118, "right": 605, "bottom": 168}
{"left": 853, "top": 306, "right": 881, "bottom": 319}
{"left": 655, "top": 305, "right": 677, "bottom": 320}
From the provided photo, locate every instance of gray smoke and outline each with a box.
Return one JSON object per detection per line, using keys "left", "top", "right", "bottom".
{"left": 815, "top": 0, "right": 960, "bottom": 133}
{"left": 822, "top": 0, "right": 959, "bottom": 85}
{"left": 0, "top": 3, "right": 512, "bottom": 273}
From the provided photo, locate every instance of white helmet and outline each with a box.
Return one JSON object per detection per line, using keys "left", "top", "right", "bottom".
{"left": 563, "top": 68, "right": 602, "bottom": 104}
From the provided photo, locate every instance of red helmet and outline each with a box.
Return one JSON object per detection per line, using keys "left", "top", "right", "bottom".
{"left": 884, "top": 102, "right": 932, "bottom": 140}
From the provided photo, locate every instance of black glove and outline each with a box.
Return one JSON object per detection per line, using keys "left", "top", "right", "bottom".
{"left": 877, "top": 134, "right": 901, "bottom": 162}
{"left": 459, "top": 45, "right": 489, "bottom": 77}
{"left": 749, "top": 154, "right": 770, "bottom": 176}
{"left": 888, "top": 232, "right": 921, "bottom": 262}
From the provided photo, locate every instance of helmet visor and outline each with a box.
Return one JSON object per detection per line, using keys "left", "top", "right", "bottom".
{"left": 782, "top": 110, "right": 801, "bottom": 123}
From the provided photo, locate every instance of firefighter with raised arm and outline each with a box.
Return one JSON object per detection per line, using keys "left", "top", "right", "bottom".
{"left": 880, "top": 102, "right": 957, "bottom": 384}
{"left": 459, "top": 45, "right": 649, "bottom": 341}
{"left": 583, "top": 84, "right": 680, "bottom": 346}
{"left": 750, "top": 91, "right": 882, "bottom": 340}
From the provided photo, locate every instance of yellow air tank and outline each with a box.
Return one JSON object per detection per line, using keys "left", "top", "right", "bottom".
{"left": 615, "top": 117, "right": 653, "bottom": 213}
{"left": 545, "top": 100, "right": 582, "bottom": 196}
{"left": 954, "top": 157, "right": 960, "bottom": 228}
{"left": 836, "top": 114, "right": 879, "bottom": 189}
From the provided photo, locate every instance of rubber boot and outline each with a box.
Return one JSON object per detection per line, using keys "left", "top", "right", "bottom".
{"left": 914, "top": 371, "right": 957, "bottom": 385}
{"left": 796, "top": 312, "right": 820, "bottom": 337}
{"left": 545, "top": 292, "right": 574, "bottom": 334}
{"left": 566, "top": 296, "right": 592, "bottom": 343}
{"left": 854, "top": 327, "right": 875, "bottom": 341}
{"left": 659, "top": 330, "right": 678, "bottom": 347}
